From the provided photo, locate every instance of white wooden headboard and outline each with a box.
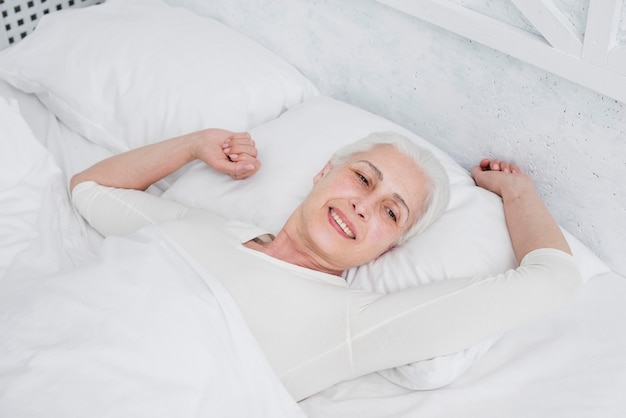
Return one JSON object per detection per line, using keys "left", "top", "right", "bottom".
{"left": 0, "top": 0, "right": 101, "bottom": 49}
{"left": 378, "top": 0, "right": 626, "bottom": 104}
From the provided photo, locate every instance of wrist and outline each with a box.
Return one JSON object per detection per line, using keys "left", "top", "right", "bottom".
{"left": 500, "top": 174, "right": 536, "bottom": 202}
{"left": 180, "top": 131, "right": 204, "bottom": 163}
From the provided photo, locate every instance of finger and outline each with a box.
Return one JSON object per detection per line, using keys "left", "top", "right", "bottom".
{"left": 211, "top": 155, "right": 259, "bottom": 179}
{"left": 223, "top": 133, "right": 255, "bottom": 147}
{"left": 230, "top": 159, "right": 261, "bottom": 180}
{"left": 231, "top": 131, "right": 252, "bottom": 141}
{"left": 223, "top": 139, "right": 258, "bottom": 162}
{"left": 223, "top": 132, "right": 253, "bottom": 146}
{"left": 227, "top": 136, "right": 256, "bottom": 149}
{"left": 471, "top": 165, "right": 483, "bottom": 180}
{"left": 222, "top": 132, "right": 251, "bottom": 149}
{"left": 225, "top": 143, "right": 258, "bottom": 159}
{"left": 478, "top": 158, "right": 491, "bottom": 171}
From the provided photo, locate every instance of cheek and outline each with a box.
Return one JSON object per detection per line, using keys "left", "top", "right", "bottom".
{"left": 310, "top": 174, "right": 354, "bottom": 204}
{"left": 367, "top": 219, "right": 401, "bottom": 249}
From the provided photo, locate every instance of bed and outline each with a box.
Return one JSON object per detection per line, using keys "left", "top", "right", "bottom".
{"left": 0, "top": 0, "right": 625, "bottom": 417}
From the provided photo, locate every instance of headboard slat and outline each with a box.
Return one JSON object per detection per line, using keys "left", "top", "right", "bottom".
{"left": 0, "top": 0, "right": 102, "bottom": 50}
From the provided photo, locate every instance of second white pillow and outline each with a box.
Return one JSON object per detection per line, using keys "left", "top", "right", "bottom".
{"left": 0, "top": 0, "right": 319, "bottom": 153}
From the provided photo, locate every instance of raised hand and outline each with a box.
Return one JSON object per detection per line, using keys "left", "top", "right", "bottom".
{"left": 191, "top": 129, "right": 261, "bottom": 180}
{"left": 471, "top": 158, "right": 530, "bottom": 198}
{"left": 470, "top": 158, "right": 571, "bottom": 262}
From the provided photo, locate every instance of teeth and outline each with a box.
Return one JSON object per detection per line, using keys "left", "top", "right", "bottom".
{"left": 330, "top": 209, "right": 355, "bottom": 239}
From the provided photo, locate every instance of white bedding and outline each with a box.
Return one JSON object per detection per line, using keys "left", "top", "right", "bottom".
{"left": 0, "top": 1, "right": 625, "bottom": 416}
{"left": 0, "top": 95, "right": 305, "bottom": 418}
{"left": 0, "top": 95, "right": 90, "bottom": 281}
{"left": 3, "top": 79, "right": 626, "bottom": 418}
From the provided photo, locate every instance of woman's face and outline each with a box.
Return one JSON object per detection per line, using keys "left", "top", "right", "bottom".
{"left": 294, "top": 144, "right": 429, "bottom": 272}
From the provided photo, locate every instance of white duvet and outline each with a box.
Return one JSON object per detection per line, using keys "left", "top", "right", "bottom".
{"left": 0, "top": 98, "right": 90, "bottom": 282}
{"left": 0, "top": 98, "right": 304, "bottom": 418}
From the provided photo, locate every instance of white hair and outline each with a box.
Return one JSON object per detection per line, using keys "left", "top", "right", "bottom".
{"left": 330, "top": 131, "right": 450, "bottom": 245}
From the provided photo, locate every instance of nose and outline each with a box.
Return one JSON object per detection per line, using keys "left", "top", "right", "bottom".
{"left": 351, "top": 196, "right": 372, "bottom": 220}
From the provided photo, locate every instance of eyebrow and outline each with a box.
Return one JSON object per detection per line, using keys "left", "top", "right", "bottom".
{"left": 358, "top": 160, "right": 411, "bottom": 218}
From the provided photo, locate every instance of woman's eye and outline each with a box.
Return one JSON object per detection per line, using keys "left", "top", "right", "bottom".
{"left": 386, "top": 207, "right": 397, "bottom": 222}
{"left": 356, "top": 172, "right": 369, "bottom": 185}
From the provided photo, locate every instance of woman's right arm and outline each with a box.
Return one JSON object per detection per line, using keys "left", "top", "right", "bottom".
{"left": 69, "top": 128, "right": 260, "bottom": 192}
{"left": 70, "top": 128, "right": 261, "bottom": 237}
{"left": 71, "top": 182, "right": 194, "bottom": 237}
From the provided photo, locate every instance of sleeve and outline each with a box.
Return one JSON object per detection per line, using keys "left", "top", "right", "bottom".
{"left": 347, "top": 248, "right": 583, "bottom": 377}
{"left": 377, "top": 333, "right": 501, "bottom": 390}
{"left": 71, "top": 181, "right": 191, "bottom": 237}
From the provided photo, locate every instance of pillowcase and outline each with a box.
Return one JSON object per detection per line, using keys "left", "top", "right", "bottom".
{"left": 0, "top": 0, "right": 318, "bottom": 153}
{"left": 161, "top": 95, "right": 610, "bottom": 389}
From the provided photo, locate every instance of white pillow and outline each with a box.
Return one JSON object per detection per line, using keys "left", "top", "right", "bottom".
{"left": 164, "top": 96, "right": 608, "bottom": 283}
{"left": 0, "top": 0, "right": 318, "bottom": 153}
{"left": 164, "top": 95, "right": 517, "bottom": 280}
{"left": 162, "top": 96, "right": 610, "bottom": 389}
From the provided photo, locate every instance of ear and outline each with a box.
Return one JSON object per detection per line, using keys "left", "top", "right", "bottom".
{"left": 313, "top": 160, "right": 333, "bottom": 184}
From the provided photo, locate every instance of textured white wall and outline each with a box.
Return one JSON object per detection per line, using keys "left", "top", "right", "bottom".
{"left": 168, "top": 0, "right": 625, "bottom": 275}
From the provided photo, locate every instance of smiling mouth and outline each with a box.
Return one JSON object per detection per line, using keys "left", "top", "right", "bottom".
{"left": 330, "top": 208, "right": 355, "bottom": 239}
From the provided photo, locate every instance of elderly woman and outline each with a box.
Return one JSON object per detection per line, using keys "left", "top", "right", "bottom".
{"left": 70, "top": 129, "right": 581, "bottom": 400}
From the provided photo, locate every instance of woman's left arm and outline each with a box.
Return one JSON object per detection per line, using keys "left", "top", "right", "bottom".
{"left": 69, "top": 128, "right": 261, "bottom": 192}
{"left": 348, "top": 248, "right": 582, "bottom": 378}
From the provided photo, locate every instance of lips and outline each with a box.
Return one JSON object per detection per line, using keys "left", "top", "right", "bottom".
{"left": 330, "top": 208, "right": 355, "bottom": 239}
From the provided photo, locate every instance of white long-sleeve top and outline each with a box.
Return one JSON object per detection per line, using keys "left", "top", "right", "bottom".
{"left": 72, "top": 181, "right": 582, "bottom": 401}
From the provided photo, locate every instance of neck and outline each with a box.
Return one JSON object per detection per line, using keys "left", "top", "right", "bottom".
{"left": 245, "top": 229, "right": 344, "bottom": 277}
